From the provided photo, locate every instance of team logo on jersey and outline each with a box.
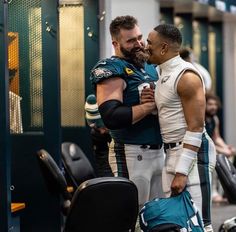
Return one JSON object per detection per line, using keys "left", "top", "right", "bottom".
{"left": 93, "top": 68, "right": 112, "bottom": 78}
{"left": 161, "top": 75, "right": 170, "bottom": 84}
{"left": 125, "top": 68, "right": 134, "bottom": 75}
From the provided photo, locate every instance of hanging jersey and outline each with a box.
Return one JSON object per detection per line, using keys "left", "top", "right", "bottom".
{"left": 90, "top": 56, "right": 162, "bottom": 145}
{"left": 155, "top": 55, "right": 204, "bottom": 143}
{"left": 139, "top": 190, "right": 204, "bottom": 232}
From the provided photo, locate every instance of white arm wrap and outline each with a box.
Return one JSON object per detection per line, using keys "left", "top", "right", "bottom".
{"left": 175, "top": 148, "right": 197, "bottom": 175}
{"left": 183, "top": 131, "right": 203, "bottom": 148}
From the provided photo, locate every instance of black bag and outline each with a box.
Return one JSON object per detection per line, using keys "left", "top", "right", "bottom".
{"left": 215, "top": 154, "right": 236, "bottom": 204}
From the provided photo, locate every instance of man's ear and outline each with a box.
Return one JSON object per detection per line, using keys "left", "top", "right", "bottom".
{"left": 161, "top": 42, "right": 168, "bottom": 55}
{"left": 112, "top": 40, "right": 118, "bottom": 47}
{"left": 162, "top": 42, "right": 169, "bottom": 52}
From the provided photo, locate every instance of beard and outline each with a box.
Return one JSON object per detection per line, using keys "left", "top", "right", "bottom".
{"left": 206, "top": 109, "right": 217, "bottom": 117}
{"left": 120, "top": 46, "right": 149, "bottom": 69}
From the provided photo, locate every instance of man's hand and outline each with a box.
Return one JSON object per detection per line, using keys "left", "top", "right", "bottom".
{"left": 140, "top": 87, "right": 155, "bottom": 104}
{"left": 170, "top": 173, "right": 188, "bottom": 196}
{"left": 228, "top": 145, "right": 236, "bottom": 156}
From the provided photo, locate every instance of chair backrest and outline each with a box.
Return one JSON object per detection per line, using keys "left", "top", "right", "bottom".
{"left": 61, "top": 142, "right": 96, "bottom": 188}
{"left": 64, "top": 177, "right": 139, "bottom": 232}
{"left": 37, "top": 149, "right": 72, "bottom": 214}
{"left": 215, "top": 154, "right": 236, "bottom": 204}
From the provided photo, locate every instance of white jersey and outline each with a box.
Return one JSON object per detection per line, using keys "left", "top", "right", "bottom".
{"left": 155, "top": 55, "right": 204, "bottom": 143}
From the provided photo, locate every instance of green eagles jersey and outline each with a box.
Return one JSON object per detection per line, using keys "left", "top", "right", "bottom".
{"left": 90, "top": 56, "right": 162, "bottom": 145}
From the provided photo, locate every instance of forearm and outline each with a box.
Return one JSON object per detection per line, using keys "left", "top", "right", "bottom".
{"left": 132, "top": 102, "right": 156, "bottom": 124}
{"left": 214, "top": 136, "right": 229, "bottom": 148}
{"left": 215, "top": 144, "right": 232, "bottom": 156}
{"left": 98, "top": 100, "right": 155, "bottom": 130}
{"left": 176, "top": 131, "right": 203, "bottom": 175}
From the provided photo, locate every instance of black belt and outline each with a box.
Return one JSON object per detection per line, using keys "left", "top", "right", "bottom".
{"left": 164, "top": 142, "right": 182, "bottom": 151}
{"left": 140, "top": 144, "right": 162, "bottom": 150}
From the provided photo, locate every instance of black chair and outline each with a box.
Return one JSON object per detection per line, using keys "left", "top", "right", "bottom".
{"left": 37, "top": 149, "right": 139, "bottom": 232}
{"left": 37, "top": 149, "right": 72, "bottom": 214}
{"left": 64, "top": 177, "right": 139, "bottom": 232}
{"left": 61, "top": 142, "right": 96, "bottom": 188}
{"left": 215, "top": 154, "right": 236, "bottom": 204}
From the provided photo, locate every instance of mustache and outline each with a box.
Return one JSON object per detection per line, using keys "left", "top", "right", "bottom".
{"left": 134, "top": 48, "right": 150, "bottom": 61}
{"left": 131, "top": 46, "right": 146, "bottom": 53}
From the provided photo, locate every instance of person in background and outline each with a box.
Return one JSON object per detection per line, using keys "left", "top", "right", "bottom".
{"left": 143, "top": 24, "right": 216, "bottom": 232}
{"left": 90, "top": 15, "right": 164, "bottom": 214}
{"left": 85, "top": 94, "right": 113, "bottom": 177}
{"left": 205, "top": 92, "right": 236, "bottom": 203}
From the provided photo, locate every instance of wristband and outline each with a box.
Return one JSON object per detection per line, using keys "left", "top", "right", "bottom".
{"left": 183, "top": 131, "right": 203, "bottom": 148}
{"left": 175, "top": 148, "right": 197, "bottom": 175}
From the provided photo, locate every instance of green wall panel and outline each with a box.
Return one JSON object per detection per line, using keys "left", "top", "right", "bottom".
{"left": 175, "top": 13, "right": 193, "bottom": 48}
{"left": 0, "top": 2, "right": 12, "bottom": 232}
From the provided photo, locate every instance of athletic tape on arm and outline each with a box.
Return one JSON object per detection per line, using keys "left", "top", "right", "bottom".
{"left": 175, "top": 148, "right": 197, "bottom": 175}
{"left": 176, "top": 131, "right": 203, "bottom": 175}
{"left": 183, "top": 131, "right": 203, "bottom": 148}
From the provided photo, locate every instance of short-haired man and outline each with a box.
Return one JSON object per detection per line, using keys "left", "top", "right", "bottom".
{"left": 143, "top": 24, "right": 216, "bottom": 232}
{"left": 90, "top": 15, "right": 164, "bottom": 211}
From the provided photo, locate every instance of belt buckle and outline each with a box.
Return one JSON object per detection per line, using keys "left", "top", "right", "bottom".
{"left": 140, "top": 144, "right": 148, "bottom": 149}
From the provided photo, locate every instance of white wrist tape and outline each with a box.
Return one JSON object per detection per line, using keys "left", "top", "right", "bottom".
{"left": 183, "top": 131, "right": 203, "bottom": 148}
{"left": 175, "top": 148, "right": 197, "bottom": 175}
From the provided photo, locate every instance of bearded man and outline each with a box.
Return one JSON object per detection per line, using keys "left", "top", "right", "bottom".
{"left": 90, "top": 15, "right": 164, "bottom": 210}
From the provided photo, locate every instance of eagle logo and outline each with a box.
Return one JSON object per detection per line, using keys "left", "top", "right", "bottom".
{"left": 161, "top": 75, "right": 170, "bottom": 84}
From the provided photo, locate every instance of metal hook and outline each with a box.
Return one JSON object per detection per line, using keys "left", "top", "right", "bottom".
{"left": 45, "top": 22, "right": 52, "bottom": 33}
{"left": 86, "top": 27, "right": 93, "bottom": 38}
{"left": 98, "top": 11, "right": 106, "bottom": 21}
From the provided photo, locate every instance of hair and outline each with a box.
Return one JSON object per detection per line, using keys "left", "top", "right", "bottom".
{"left": 109, "top": 15, "right": 138, "bottom": 39}
{"left": 179, "top": 47, "right": 191, "bottom": 60}
{"left": 153, "top": 24, "right": 182, "bottom": 45}
{"left": 205, "top": 92, "right": 222, "bottom": 108}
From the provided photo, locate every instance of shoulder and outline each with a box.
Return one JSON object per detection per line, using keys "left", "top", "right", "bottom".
{"left": 177, "top": 70, "right": 204, "bottom": 97}
{"left": 90, "top": 57, "right": 127, "bottom": 84}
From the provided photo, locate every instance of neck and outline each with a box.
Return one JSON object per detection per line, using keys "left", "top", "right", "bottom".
{"left": 160, "top": 52, "right": 179, "bottom": 64}
{"left": 114, "top": 51, "right": 123, "bottom": 59}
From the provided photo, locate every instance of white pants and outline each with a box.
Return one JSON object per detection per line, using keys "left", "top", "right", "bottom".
{"left": 109, "top": 140, "right": 165, "bottom": 208}
{"left": 163, "top": 133, "right": 216, "bottom": 229}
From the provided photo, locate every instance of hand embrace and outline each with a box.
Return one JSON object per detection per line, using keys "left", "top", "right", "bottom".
{"left": 140, "top": 86, "right": 155, "bottom": 104}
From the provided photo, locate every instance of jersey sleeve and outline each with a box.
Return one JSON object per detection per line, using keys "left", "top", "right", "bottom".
{"left": 90, "top": 58, "right": 125, "bottom": 85}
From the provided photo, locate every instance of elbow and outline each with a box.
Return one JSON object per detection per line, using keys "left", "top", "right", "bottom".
{"left": 98, "top": 100, "right": 133, "bottom": 130}
{"left": 102, "top": 117, "right": 123, "bottom": 130}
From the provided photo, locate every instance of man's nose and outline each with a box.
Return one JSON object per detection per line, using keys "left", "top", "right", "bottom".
{"left": 135, "top": 40, "right": 143, "bottom": 47}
